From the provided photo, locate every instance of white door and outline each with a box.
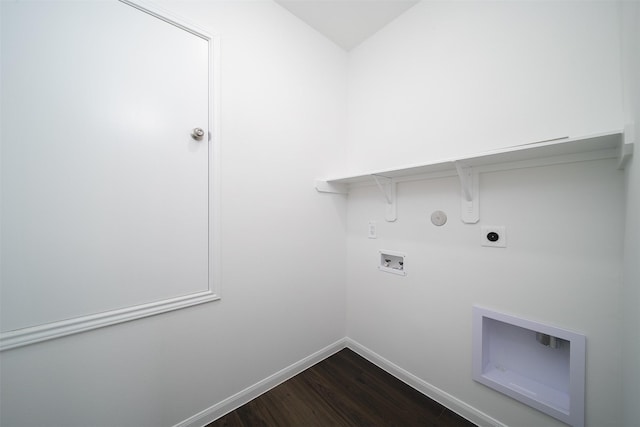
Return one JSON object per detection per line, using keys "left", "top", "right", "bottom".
{"left": 1, "top": 1, "right": 211, "bottom": 332}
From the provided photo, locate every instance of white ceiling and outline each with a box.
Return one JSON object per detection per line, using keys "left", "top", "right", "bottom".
{"left": 274, "top": 0, "right": 420, "bottom": 51}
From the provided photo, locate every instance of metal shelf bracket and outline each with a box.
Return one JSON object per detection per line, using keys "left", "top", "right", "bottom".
{"left": 372, "top": 175, "right": 397, "bottom": 222}
{"left": 455, "top": 161, "right": 479, "bottom": 224}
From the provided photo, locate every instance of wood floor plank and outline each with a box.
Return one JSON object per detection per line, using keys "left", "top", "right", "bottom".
{"left": 307, "top": 351, "right": 443, "bottom": 426}
{"left": 208, "top": 348, "right": 477, "bottom": 427}
{"left": 298, "top": 367, "right": 380, "bottom": 426}
{"left": 270, "top": 373, "right": 351, "bottom": 426}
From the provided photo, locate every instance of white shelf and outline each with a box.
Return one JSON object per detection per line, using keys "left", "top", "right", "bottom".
{"left": 316, "top": 129, "right": 633, "bottom": 223}
{"left": 320, "top": 130, "right": 630, "bottom": 186}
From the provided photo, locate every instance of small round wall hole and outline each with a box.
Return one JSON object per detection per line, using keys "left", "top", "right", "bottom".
{"left": 487, "top": 231, "right": 500, "bottom": 242}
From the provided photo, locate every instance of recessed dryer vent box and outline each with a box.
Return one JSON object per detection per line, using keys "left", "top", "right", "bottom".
{"left": 472, "top": 306, "right": 586, "bottom": 427}
{"left": 379, "top": 250, "right": 406, "bottom": 276}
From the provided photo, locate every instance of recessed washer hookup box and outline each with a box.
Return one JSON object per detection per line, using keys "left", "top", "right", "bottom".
{"left": 379, "top": 250, "right": 406, "bottom": 276}
{"left": 472, "top": 306, "right": 586, "bottom": 427}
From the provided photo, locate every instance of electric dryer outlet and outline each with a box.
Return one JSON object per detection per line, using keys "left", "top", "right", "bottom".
{"left": 481, "top": 226, "right": 507, "bottom": 248}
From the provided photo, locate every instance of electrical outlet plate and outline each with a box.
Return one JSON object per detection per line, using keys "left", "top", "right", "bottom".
{"left": 368, "top": 221, "right": 377, "bottom": 239}
{"left": 481, "top": 226, "right": 507, "bottom": 248}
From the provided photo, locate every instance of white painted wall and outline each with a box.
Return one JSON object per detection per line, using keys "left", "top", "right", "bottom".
{"left": 2, "top": 1, "right": 635, "bottom": 427}
{"left": 620, "top": 2, "right": 640, "bottom": 426}
{"left": 346, "top": 160, "right": 625, "bottom": 427}
{"left": 0, "top": 1, "right": 348, "bottom": 426}
{"left": 346, "top": 1, "right": 628, "bottom": 426}
{"left": 347, "top": 0, "right": 623, "bottom": 172}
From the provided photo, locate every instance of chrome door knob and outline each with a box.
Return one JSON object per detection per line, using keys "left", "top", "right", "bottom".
{"left": 191, "top": 128, "right": 205, "bottom": 141}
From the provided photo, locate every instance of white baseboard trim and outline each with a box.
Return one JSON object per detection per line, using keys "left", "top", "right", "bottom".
{"left": 174, "top": 338, "right": 347, "bottom": 427}
{"left": 175, "top": 336, "right": 504, "bottom": 427}
{"left": 344, "top": 338, "right": 506, "bottom": 427}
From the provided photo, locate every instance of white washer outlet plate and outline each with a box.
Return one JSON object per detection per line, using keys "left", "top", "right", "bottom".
{"left": 379, "top": 250, "right": 406, "bottom": 276}
{"left": 481, "top": 226, "right": 507, "bottom": 248}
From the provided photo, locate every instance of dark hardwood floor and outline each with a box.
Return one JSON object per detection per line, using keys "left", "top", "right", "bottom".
{"left": 208, "top": 348, "right": 477, "bottom": 427}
